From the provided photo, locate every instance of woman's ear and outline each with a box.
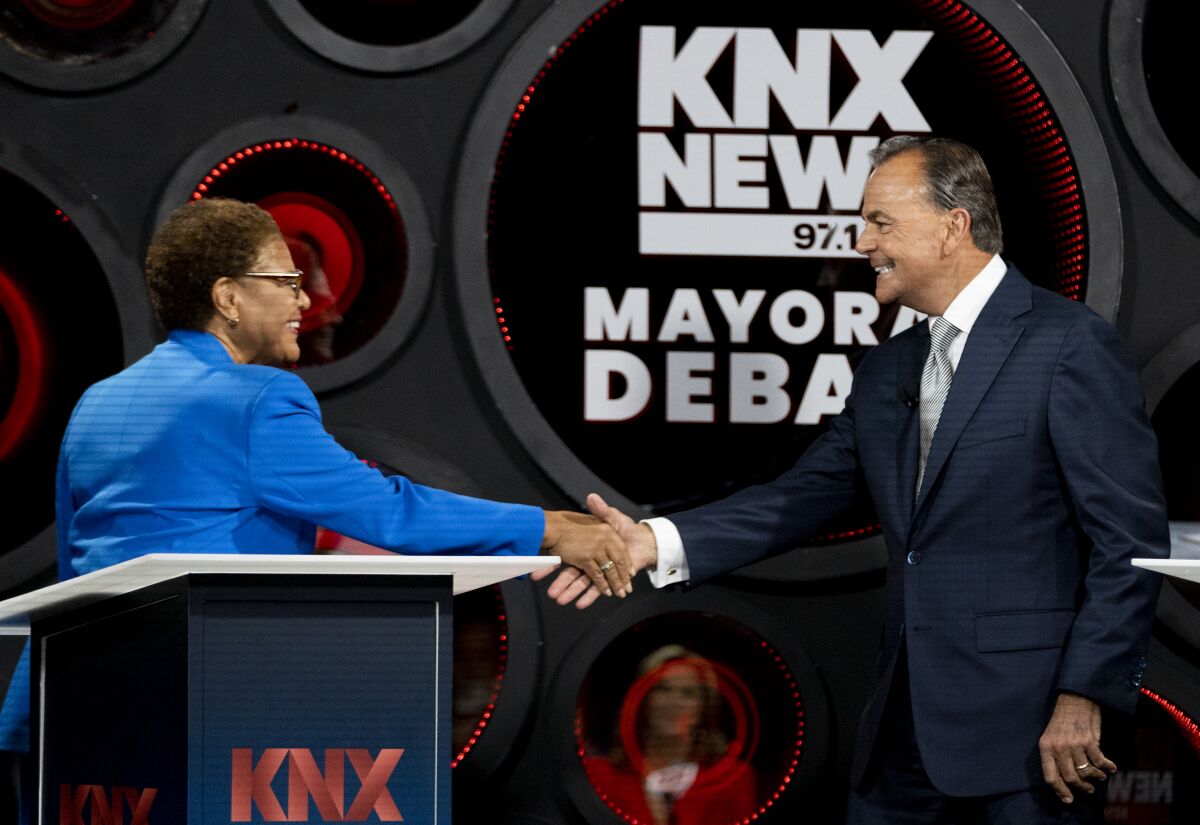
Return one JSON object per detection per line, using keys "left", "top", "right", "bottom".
{"left": 211, "top": 277, "right": 239, "bottom": 324}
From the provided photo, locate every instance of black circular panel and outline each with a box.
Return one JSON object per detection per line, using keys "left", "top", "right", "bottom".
{"left": 0, "top": 0, "right": 207, "bottom": 92}
{"left": 453, "top": 0, "right": 1121, "bottom": 551}
{"left": 297, "top": 0, "right": 484, "bottom": 46}
{"left": 0, "top": 168, "right": 123, "bottom": 591}
{"left": 1109, "top": 0, "right": 1200, "bottom": 222}
{"left": 157, "top": 118, "right": 433, "bottom": 393}
{"left": 263, "top": 0, "right": 512, "bottom": 73}
{"left": 450, "top": 583, "right": 508, "bottom": 768}
{"left": 553, "top": 598, "right": 831, "bottom": 824}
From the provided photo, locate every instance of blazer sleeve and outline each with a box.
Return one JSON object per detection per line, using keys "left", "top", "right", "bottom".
{"left": 54, "top": 389, "right": 89, "bottom": 581}
{"left": 669, "top": 354, "right": 868, "bottom": 584}
{"left": 1048, "top": 311, "right": 1169, "bottom": 714}
{"left": 55, "top": 437, "right": 74, "bottom": 581}
{"left": 245, "top": 372, "right": 545, "bottom": 556}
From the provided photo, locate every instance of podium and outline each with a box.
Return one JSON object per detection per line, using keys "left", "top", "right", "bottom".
{"left": 1133, "top": 521, "right": 1200, "bottom": 583}
{"left": 0, "top": 553, "right": 555, "bottom": 825}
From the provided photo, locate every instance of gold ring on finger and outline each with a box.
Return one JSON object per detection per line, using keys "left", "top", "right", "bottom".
{"left": 598, "top": 560, "right": 615, "bottom": 573}
{"left": 1076, "top": 762, "right": 1091, "bottom": 771}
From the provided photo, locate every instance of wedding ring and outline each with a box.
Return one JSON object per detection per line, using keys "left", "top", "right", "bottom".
{"left": 1076, "top": 762, "right": 1091, "bottom": 771}
{"left": 598, "top": 560, "right": 615, "bottom": 573}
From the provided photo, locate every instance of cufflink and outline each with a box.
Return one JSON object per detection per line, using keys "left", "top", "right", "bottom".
{"left": 1126, "top": 656, "right": 1147, "bottom": 689}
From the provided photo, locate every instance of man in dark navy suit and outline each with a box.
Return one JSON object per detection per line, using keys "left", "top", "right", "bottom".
{"left": 547, "top": 137, "right": 1169, "bottom": 823}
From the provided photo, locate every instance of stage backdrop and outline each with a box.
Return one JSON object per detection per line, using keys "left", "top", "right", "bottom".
{"left": 1, "top": 1, "right": 1199, "bottom": 822}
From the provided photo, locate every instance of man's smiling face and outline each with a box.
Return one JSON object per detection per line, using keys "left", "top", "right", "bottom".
{"left": 855, "top": 150, "right": 952, "bottom": 314}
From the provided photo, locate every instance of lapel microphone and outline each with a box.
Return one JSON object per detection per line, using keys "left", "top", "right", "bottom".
{"left": 898, "top": 383, "right": 920, "bottom": 409}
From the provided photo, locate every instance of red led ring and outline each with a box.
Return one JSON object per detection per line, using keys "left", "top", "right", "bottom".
{"left": 19, "top": 0, "right": 137, "bottom": 31}
{"left": 258, "top": 191, "right": 366, "bottom": 335}
{"left": 0, "top": 266, "right": 47, "bottom": 461}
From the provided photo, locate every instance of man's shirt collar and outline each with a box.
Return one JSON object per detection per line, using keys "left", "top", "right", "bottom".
{"left": 938, "top": 254, "right": 1006, "bottom": 335}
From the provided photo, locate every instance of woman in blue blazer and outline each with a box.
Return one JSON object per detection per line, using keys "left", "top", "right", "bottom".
{"left": 0, "top": 198, "right": 630, "bottom": 779}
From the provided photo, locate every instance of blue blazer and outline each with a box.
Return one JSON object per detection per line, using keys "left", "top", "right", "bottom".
{"left": 671, "top": 266, "right": 1169, "bottom": 796}
{"left": 0, "top": 329, "right": 543, "bottom": 752}
{"left": 56, "top": 329, "right": 543, "bottom": 574}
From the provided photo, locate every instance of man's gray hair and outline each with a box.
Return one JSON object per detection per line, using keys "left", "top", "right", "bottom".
{"left": 869, "top": 136, "right": 1004, "bottom": 254}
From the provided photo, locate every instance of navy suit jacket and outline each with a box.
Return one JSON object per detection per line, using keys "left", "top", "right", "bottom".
{"left": 671, "top": 266, "right": 1169, "bottom": 796}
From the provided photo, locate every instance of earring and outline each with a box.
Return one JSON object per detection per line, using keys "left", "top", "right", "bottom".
{"left": 227, "top": 316, "right": 239, "bottom": 328}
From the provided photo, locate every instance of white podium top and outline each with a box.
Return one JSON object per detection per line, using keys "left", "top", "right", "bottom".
{"left": 1132, "top": 521, "right": 1200, "bottom": 585}
{"left": 1132, "top": 559, "right": 1200, "bottom": 584}
{"left": 0, "top": 553, "right": 559, "bottom": 634}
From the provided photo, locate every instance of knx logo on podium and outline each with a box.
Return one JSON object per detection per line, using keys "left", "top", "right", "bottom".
{"left": 230, "top": 748, "right": 406, "bottom": 822}
{"left": 58, "top": 784, "right": 157, "bottom": 825}
{"left": 56, "top": 747, "right": 406, "bottom": 824}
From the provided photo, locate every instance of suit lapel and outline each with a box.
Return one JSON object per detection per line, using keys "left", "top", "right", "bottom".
{"left": 912, "top": 267, "right": 1031, "bottom": 519}
{"left": 894, "top": 323, "right": 926, "bottom": 529}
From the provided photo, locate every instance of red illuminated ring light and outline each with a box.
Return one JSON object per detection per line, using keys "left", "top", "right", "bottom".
{"left": 190, "top": 139, "right": 397, "bottom": 211}
{"left": 19, "top": 0, "right": 136, "bottom": 30}
{"left": 258, "top": 191, "right": 366, "bottom": 334}
{"left": 615, "top": 658, "right": 761, "bottom": 790}
{"left": 451, "top": 585, "right": 509, "bottom": 769}
{"left": 0, "top": 265, "right": 47, "bottom": 461}
{"left": 580, "top": 639, "right": 805, "bottom": 825}
{"left": 1140, "top": 687, "right": 1200, "bottom": 755}
{"left": 491, "top": 295, "right": 512, "bottom": 350}
{"left": 191, "top": 139, "right": 397, "bottom": 344}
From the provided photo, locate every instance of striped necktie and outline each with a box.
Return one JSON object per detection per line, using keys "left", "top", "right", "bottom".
{"left": 916, "top": 316, "right": 961, "bottom": 498}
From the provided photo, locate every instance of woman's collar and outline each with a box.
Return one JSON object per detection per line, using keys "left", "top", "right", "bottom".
{"left": 167, "top": 329, "right": 236, "bottom": 364}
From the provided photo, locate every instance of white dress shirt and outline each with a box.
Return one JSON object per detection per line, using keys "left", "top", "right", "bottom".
{"left": 642, "top": 255, "right": 1009, "bottom": 588}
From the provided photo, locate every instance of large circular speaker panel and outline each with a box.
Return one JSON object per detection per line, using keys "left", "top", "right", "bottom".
{"left": 157, "top": 118, "right": 433, "bottom": 393}
{"left": 453, "top": 0, "right": 1121, "bottom": 580}
{"left": 551, "top": 594, "right": 832, "bottom": 824}
{"left": 1109, "top": 0, "right": 1200, "bottom": 223}
{"left": 0, "top": 168, "right": 124, "bottom": 594}
{"left": 0, "top": 0, "right": 207, "bottom": 91}
{"left": 264, "top": 0, "right": 513, "bottom": 72}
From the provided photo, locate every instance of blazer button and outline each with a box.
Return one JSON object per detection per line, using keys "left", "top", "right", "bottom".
{"left": 906, "top": 550, "right": 921, "bottom": 565}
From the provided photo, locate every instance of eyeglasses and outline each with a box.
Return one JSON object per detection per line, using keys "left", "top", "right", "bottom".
{"left": 243, "top": 270, "right": 304, "bottom": 297}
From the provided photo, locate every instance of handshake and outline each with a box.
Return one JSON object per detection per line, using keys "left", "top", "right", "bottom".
{"left": 535, "top": 494, "right": 660, "bottom": 609}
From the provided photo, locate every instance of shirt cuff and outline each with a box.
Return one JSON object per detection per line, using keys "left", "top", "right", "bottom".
{"left": 642, "top": 517, "right": 689, "bottom": 588}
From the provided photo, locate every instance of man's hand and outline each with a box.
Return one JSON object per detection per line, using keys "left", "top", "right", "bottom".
{"left": 532, "top": 509, "right": 632, "bottom": 598}
{"left": 539, "top": 493, "right": 660, "bottom": 609}
{"left": 1039, "top": 693, "right": 1116, "bottom": 804}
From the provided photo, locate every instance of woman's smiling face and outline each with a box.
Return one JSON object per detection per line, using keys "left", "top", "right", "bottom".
{"left": 231, "top": 235, "right": 311, "bottom": 366}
